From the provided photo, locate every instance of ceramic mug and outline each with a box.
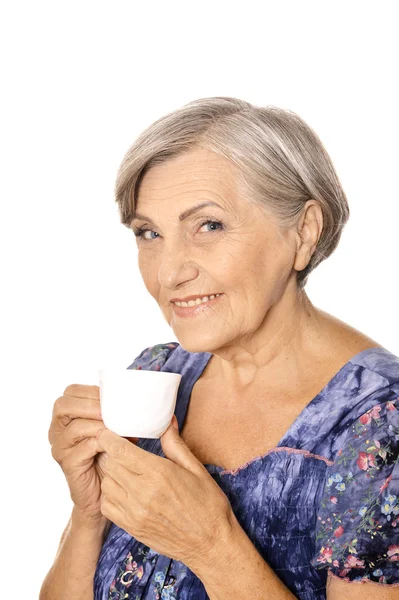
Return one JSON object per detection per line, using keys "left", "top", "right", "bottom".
{"left": 99, "top": 368, "right": 182, "bottom": 438}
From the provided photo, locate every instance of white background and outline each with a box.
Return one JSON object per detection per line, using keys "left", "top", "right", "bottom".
{"left": 1, "top": 1, "right": 398, "bottom": 597}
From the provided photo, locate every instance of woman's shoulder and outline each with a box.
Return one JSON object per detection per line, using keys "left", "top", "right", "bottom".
{"left": 348, "top": 345, "right": 399, "bottom": 387}
{"left": 126, "top": 341, "right": 181, "bottom": 371}
{"left": 334, "top": 345, "right": 399, "bottom": 427}
{"left": 319, "top": 313, "right": 399, "bottom": 386}
{"left": 343, "top": 345, "right": 399, "bottom": 428}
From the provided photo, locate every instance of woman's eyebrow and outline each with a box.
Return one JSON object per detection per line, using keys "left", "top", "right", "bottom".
{"left": 132, "top": 201, "right": 223, "bottom": 225}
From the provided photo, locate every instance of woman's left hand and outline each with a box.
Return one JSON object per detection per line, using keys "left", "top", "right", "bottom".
{"left": 97, "top": 416, "right": 235, "bottom": 572}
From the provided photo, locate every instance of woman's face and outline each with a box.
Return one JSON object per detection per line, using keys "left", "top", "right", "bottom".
{"left": 131, "top": 147, "right": 300, "bottom": 353}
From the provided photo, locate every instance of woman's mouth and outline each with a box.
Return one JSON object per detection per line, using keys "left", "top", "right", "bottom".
{"left": 171, "top": 293, "right": 223, "bottom": 317}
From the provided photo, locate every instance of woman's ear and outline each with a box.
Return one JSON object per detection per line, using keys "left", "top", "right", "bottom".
{"left": 293, "top": 200, "right": 323, "bottom": 272}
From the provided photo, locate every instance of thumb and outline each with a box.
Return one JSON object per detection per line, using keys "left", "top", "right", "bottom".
{"left": 160, "top": 415, "right": 205, "bottom": 474}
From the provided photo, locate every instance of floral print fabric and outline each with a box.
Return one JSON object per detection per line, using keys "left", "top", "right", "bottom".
{"left": 94, "top": 342, "right": 399, "bottom": 599}
{"left": 311, "top": 398, "right": 399, "bottom": 583}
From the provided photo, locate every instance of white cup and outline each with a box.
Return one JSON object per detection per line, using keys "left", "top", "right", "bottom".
{"left": 98, "top": 368, "right": 182, "bottom": 438}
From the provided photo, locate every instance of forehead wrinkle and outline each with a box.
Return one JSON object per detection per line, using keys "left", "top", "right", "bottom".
{"left": 139, "top": 173, "right": 234, "bottom": 196}
{"left": 136, "top": 185, "right": 239, "bottom": 220}
{"left": 135, "top": 192, "right": 243, "bottom": 225}
{"left": 135, "top": 159, "right": 245, "bottom": 225}
{"left": 139, "top": 154, "right": 237, "bottom": 193}
{"left": 143, "top": 152, "right": 231, "bottom": 178}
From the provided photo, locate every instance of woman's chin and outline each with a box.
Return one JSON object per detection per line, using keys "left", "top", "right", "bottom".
{"left": 172, "top": 334, "right": 222, "bottom": 355}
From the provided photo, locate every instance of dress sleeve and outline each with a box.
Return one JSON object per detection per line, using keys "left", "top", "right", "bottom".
{"left": 126, "top": 341, "right": 179, "bottom": 371}
{"left": 310, "top": 397, "right": 399, "bottom": 586}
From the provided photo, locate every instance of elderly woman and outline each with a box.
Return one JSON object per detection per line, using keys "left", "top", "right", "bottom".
{"left": 40, "top": 97, "right": 399, "bottom": 600}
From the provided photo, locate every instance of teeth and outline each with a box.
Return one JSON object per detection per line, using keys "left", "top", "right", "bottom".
{"left": 174, "top": 293, "right": 220, "bottom": 307}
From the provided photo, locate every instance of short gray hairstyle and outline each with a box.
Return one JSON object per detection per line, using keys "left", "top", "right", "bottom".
{"left": 115, "top": 96, "right": 349, "bottom": 288}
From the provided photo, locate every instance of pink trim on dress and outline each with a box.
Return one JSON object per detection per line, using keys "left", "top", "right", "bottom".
{"left": 220, "top": 446, "right": 334, "bottom": 476}
{"left": 327, "top": 568, "right": 399, "bottom": 587}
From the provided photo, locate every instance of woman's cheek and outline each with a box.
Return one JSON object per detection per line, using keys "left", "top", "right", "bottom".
{"left": 138, "top": 252, "right": 157, "bottom": 278}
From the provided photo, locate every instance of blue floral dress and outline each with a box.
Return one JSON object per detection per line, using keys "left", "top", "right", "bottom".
{"left": 94, "top": 343, "right": 399, "bottom": 599}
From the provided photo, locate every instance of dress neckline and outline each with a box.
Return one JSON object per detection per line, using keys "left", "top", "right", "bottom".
{"left": 173, "top": 345, "right": 389, "bottom": 476}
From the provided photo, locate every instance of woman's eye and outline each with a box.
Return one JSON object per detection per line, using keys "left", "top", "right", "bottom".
{"left": 134, "top": 228, "right": 159, "bottom": 241}
{"left": 198, "top": 220, "right": 224, "bottom": 233}
{"left": 133, "top": 219, "right": 223, "bottom": 242}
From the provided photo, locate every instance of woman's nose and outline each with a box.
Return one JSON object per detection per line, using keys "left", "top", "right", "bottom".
{"left": 157, "top": 243, "right": 199, "bottom": 290}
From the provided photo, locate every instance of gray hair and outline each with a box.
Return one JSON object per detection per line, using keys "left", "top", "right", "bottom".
{"left": 115, "top": 96, "right": 349, "bottom": 288}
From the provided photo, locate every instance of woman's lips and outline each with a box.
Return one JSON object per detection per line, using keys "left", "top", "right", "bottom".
{"left": 171, "top": 294, "right": 223, "bottom": 317}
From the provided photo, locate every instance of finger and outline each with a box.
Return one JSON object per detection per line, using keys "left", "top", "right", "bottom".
{"left": 52, "top": 395, "right": 102, "bottom": 427}
{"left": 103, "top": 458, "right": 137, "bottom": 490}
{"left": 63, "top": 384, "right": 100, "bottom": 399}
{"left": 51, "top": 437, "right": 101, "bottom": 471}
{"left": 63, "top": 418, "right": 105, "bottom": 447}
{"left": 97, "top": 429, "right": 153, "bottom": 472}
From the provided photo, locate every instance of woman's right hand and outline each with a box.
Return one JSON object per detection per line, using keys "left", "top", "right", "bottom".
{"left": 48, "top": 384, "right": 110, "bottom": 523}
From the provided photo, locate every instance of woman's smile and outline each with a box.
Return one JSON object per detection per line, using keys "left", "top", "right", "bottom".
{"left": 171, "top": 293, "right": 224, "bottom": 317}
